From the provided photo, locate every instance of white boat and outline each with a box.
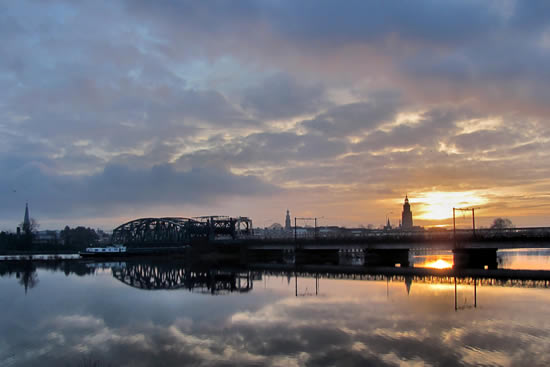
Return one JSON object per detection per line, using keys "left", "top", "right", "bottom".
{"left": 80, "top": 245, "right": 127, "bottom": 257}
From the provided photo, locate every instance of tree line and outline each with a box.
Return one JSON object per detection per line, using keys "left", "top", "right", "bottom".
{"left": 0, "top": 225, "right": 104, "bottom": 253}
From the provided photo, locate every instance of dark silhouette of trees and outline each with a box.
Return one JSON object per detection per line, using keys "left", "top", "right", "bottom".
{"left": 491, "top": 217, "right": 514, "bottom": 229}
{"left": 0, "top": 230, "right": 31, "bottom": 251}
{"left": 60, "top": 226, "right": 99, "bottom": 247}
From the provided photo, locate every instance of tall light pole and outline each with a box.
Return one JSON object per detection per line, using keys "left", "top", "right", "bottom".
{"left": 295, "top": 217, "right": 317, "bottom": 240}
{"left": 294, "top": 217, "right": 297, "bottom": 242}
{"left": 453, "top": 207, "right": 480, "bottom": 248}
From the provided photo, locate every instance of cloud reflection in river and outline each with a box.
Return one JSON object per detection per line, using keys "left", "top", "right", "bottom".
{"left": 1, "top": 261, "right": 550, "bottom": 366}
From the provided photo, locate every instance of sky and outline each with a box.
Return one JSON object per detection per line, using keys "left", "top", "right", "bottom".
{"left": 1, "top": 0, "right": 550, "bottom": 230}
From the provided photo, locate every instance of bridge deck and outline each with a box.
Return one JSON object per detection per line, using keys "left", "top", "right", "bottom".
{"left": 241, "top": 240, "right": 550, "bottom": 250}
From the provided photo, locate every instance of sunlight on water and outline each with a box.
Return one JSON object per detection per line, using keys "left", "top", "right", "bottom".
{"left": 413, "top": 252, "right": 454, "bottom": 269}
{"left": 499, "top": 249, "right": 550, "bottom": 270}
{"left": 424, "top": 259, "right": 453, "bottom": 269}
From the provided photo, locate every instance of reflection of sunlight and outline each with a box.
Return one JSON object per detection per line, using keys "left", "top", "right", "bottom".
{"left": 424, "top": 259, "right": 453, "bottom": 269}
{"left": 412, "top": 191, "right": 488, "bottom": 220}
{"left": 415, "top": 254, "right": 454, "bottom": 269}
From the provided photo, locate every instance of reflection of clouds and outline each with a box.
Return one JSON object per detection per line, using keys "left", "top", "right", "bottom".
{"left": 49, "top": 314, "right": 105, "bottom": 330}
{"left": 3, "top": 274, "right": 550, "bottom": 366}
{"left": 461, "top": 349, "right": 510, "bottom": 367}
{"left": 373, "top": 328, "right": 429, "bottom": 342}
{"left": 442, "top": 318, "right": 550, "bottom": 366}
{"left": 225, "top": 285, "right": 550, "bottom": 366}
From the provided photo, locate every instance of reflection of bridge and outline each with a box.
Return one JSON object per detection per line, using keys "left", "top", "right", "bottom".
{"left": 107, "top": 260, "right": 550, "bottom": 294}
{"left": 111, "top": 262, "right": 254, "bottom": 294}
{"left": 282, "top": 272, "right": 550, "bottom": 289}
{"left": 111, "top": 216, "right": 253, "bottom": 246}
{"left": 249, "top": 263, "right": 550, "bottom": 288}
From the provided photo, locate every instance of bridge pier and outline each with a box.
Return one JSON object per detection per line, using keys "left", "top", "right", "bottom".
{"left": 245, "top": 248, "right": 287, "bottom": 263}
{"left": 453, "top": 248, "right": 498, "bottom": 269}
{"left": 364, "top": 249, "right": 410, "bottom": 267}
{"left": 295, "top": 249, "right": 340, "bottom": 265}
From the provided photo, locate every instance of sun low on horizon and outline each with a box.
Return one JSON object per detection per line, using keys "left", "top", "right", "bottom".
{"left": 402, "top": 191, "right": 489, "bottom": 222}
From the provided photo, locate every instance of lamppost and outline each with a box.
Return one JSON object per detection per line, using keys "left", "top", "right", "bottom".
{"left": 453, "top": 207, "right": 480, "bottom": 248}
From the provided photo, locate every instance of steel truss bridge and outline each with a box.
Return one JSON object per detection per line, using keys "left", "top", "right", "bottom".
{"left": 111, "top": 216, "right": 253, "bottom": 246}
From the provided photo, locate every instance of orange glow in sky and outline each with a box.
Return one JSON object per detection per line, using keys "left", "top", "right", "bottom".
{"left": 411, "top": 191, "right": 489, "bottom": 221}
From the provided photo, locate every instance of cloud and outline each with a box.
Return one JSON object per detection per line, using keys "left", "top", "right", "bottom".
{"left": 0, "top": 162, "right": 278, "bottom": 220}
{"left": 241, "top": 73, "right": 327, "bottom": 120}
{"left": 2, "top": 0, "right": 550, "bottom": 227}
{"left": 176, "top": 131, "right": 349, "bottom": 172}
{"left": 302, "top": 97, "right": 400, "bottom": 138}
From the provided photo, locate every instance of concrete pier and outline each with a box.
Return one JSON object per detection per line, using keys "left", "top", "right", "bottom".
{"left": 364, "top": 248, "right": 410, "bottom": 267}
{"left": 453, "top": 248, "right": 498, "bottom": 269}
{"left": 295, "top": 249, "right": 340, "bottom": 265}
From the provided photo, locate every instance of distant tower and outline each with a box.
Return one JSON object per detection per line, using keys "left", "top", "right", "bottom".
{"left": 285, "top": 210, "right": 292, "bottom": 231}
{"left": 401, "top": 195, "right": 413, "bottom": 229}
{"left": 23, "top": 202, "right": 31, "bottom": 233}
{"left": 384, "top": 217, "right": 392, "bottom": 230}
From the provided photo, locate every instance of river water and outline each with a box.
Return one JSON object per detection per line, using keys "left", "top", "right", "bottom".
{"left": 1, "top": 249, "right": 550, "bottom": 366}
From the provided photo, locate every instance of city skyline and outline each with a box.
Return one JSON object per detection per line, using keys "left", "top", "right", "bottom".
{"left": 2, "top": 1, "right": 550, "bottom": 230}
{"left": 8, "top": 199, "right": 508, "bottom": 232}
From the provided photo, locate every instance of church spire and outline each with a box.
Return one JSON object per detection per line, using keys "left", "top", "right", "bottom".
{"left": 23, "top": 202, "right": 30, "bottom": 233}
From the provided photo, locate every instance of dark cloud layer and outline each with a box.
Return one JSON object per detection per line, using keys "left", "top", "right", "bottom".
{"left": 0, "top": 162, "right": 277, "bottom": 219}
{"left": 241, "top": 73, "right": 327, "bottom": 120}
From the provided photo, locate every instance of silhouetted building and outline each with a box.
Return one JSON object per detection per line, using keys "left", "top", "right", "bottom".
{"left": 384, "top": 218, "right": 392, "bottom": 231}
{"left": 401, "top": 195, "right": 413, "bottom": 229}
{"left": 23, "top": 203, "right": 30, "bottom": 234}
{"left": 34, "top": 230, "right": 59, "bottom": 245}
{"left": 285, "top": 209, "right": 292, "bottom": 231}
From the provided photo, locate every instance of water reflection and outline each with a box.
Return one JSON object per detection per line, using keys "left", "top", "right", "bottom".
{"left": 2, "top": 256, "right": 550, "bottom": 366}
{"left": 112, "top": 262, "right": 255, "bottom": 294}
{"left": 0, "top": 260, "right": 98, "bottom": 294}
{"left": 499, "top": 248, "right": 550, "bottom": 270}
{"left": 412, "top": 248, "right": 550, "bottom": 270}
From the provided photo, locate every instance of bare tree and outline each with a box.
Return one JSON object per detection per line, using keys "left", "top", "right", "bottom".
{"left": 19, "top": 218, "right": 40, "bottom": 233}
{"left": 490, "top": 217, "right": 514, "bottom": 229}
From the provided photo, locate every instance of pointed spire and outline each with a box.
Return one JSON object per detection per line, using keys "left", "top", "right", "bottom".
{"left": 23, "top": 202, "right": 30, "bottom": 232}
{"left": 405, "top": 276, "right": 412, "bottom": 295}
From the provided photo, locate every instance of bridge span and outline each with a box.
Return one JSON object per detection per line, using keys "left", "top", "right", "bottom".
{"left": 108, "top": 217, "right": 550, "bottom": 269}
{"left": 111, "top": 216, "right": 253, "bottom": 245}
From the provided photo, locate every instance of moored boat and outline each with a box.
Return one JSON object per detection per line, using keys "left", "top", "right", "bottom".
{"left": 79, "top": 245, "right": 127, "bottom": 258}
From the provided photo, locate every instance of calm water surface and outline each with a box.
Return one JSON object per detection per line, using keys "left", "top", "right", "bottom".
{"left": 2, "top": 249, "right": 550, "bottom": 366}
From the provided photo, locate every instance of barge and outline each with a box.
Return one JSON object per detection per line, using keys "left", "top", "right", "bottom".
{"left": 79, "top": 246, "right": 127, "bottom": 258}
{"left": 79, "top": 245, "right": 187, "bottom": 258}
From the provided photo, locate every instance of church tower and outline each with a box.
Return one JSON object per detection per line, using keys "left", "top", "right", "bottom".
{"left": 23, "top": 202, "right": 31, "bottom": 233}
{"left": 285, "top": 210, "right": 292, "bottom": 231}
{"left": 401, "top": 196, "right": 413, "bottom": 229}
